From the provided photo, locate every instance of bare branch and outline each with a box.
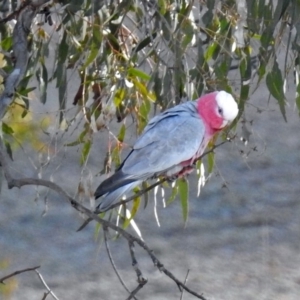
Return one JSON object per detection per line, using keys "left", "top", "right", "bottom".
{"left": 128, "top": 241, "right": 147, "bottom": 285}
{"left": 0, "top": 266, "right": 40, "bottom": 283}
{"left": 125, "top": 283, "right": 144, "bottom": 300}
{"left": 35, "top": 269, "right": 60, "bottom": 300}
{"left": 126, "top": 241, "right": 147, "bottom": 300}
{"left": 103, "top": 227, "right": 137, "bottom": 300}
{"left": 41, "top": 291, "right": 51, "bottom": 300}
{"left": 180, "top": 269, "right": 190, "bottom": 300}
{"left": 0, "top": 143, "right": 207, "bottom": 300}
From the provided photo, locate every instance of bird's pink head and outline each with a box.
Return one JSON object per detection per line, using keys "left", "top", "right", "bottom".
{"left": 197, "top": 91, "right": 238, "bottom": 134}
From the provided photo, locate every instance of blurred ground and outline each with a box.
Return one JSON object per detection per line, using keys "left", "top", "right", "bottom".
{"left": 1, "top": 28, "right": 300, "bottom": 300}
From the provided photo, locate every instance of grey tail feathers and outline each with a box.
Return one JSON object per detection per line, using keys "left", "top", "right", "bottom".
{"left": 96, "top": 181, "right": 140, "bottom": 212}
{"left": 94, "top": 170, "right": 136, "bottom": 199}
{"left": 95, "top": 170, "right": 141, "bottom": 211}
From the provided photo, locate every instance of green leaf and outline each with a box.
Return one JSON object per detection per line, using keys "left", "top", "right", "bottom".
{"left": 117, "top": 124, "right": 126, "bottom": 142}
{"left": 138, "top": 97, "right": 151, "bottom": 133}
{"left": 58, "top": 31, "right": 69, "bottom": 64}
{"left": 4, "top": 141, "right": 13, "bottom": 161}
{"left": 81, "top": 140, "right": 91, "bottom": 165}
{"left": 128, "top": 68, "right": 151, "bottom": 81}
{"left": 133, "top": 33, "right": 157, "bottom": 53}
{"left": 166, "top": 185, "right": 179, "bottom": 205}
{"left": 36, "top": 63, "right": 48, "bottom": 104}
{"left": 83, "top": 44, "right": 99, "bottom": 68}
{"left": 181, "top": 19, "right": 194, "bottom": 51}
{"left": 158, "top": 0, "right": 167, "bottom": 15}
{"left": 296, "top": 89, "right": 300, "bottom": 116}
{"left": 2, "top": 123, "right": 14, "bottom": 135}
{"left": 266, "top": 60, "right": 286, "bottom": 121}
{"left": 207, "top": 152, "right": 215, "bottom": 174}
{"left": 114, "top": 88, "right": 126, "bottom": 106}
{"left": 205, "top": 42, "right": 220, "bottom": 61}
{"left": 0, "top": 36, "right": 13, "bottom": 51}
{"left": 106, "top": 33, "right": 121, "bottom": 52}
{"left": 111, "top": 145, "right": 121, "bottom": 167}
{"left": 178, "top": 178, "right": 189, "bottom": 226}
{"left": 92, "top": 19, "right": 102, "bottom": 44}
{"left": 58, "top": 67, "right": 67, "bottom": 123}
{"left": 123, "top": 196, "right": 141, "bottom": 229}
{"left": 65, "top": 128, "right": 88, "bottom": 146}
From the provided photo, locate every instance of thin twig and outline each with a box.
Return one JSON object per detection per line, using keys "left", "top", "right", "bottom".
{"left": 128, "top": 241, "right": 146, "bottom": 283}
{"left": 41, "top": 291, "right": 50, "bottom": 300}
{"left": 0, "top": 266, "right": 40, "bottom": 283}
{"left": 103, "top": 227, "right": 137, "bottom": 300}
{"left": 35, "top": 269, "right": 59, "bottom": 300}
{"left": 125, "top": 283, "right": 145, "bottom": 300}
{"left": 180, "top": 269, "right": 190, "bottom": 300}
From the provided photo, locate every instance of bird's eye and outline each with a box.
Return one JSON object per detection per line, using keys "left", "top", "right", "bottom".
{"left": 218, "top": 107, "right": 223, "bottom": 115}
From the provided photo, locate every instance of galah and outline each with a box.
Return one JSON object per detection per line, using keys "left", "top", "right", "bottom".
{"left": 95, "top": 90, "right": 238, "bottom": 211}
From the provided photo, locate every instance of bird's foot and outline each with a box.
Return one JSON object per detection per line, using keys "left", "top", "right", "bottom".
{"left": 166, "top": 165, "right": 195, "bottom": 182}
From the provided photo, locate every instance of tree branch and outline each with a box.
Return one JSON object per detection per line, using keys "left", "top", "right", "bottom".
{"left": 126, "top": 241, "right": 147, "bottom": 300}
{"left": 35, "top": 269, "right": 60, "bottom": 300}
{"left": 103, "top": 227, "right": 138, "bottom": 300}
{"left": 180, "top": 269, "right": 190, "bottom": 300}
{"left": 0, "top": 0, "right": 51, "bottom": 119}
{"left": 0, "top": 143, "right": 207, "bottom": 300}
{"left": 0, "top": 266, "right": 40, "bottom": 284}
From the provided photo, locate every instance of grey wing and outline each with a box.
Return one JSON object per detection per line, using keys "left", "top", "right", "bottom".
{"left": 122, "top": 112, "right": 205, "bottom": 176}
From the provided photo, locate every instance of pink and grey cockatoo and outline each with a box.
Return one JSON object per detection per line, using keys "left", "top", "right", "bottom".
{"left": 95, "top": 90, "right": 238, "bottom": 211}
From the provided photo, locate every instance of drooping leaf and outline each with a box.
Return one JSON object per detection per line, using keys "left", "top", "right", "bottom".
{"left": 181, "top": 19, "right": 194, "bottom": 51}
{"left": 266, "top": 59, "right": 286, "bottom": 121}
{"left": 81, "top": 140, "right": 92, "bottom": 165}
{"left": 58, "top": 31, "right": 69, "bottom": 65}
{"left": 207, "top": 151, "right": 215, "bottom": 175}
{"left": 114, "top": 88, "right": 126, "bottom": 106}
{"left": 178, "top": 178, "right": 189, "bottom": 226}
{"left": 2, "top": 123, "right": 14, "bottom": 135}
{"left": 123, "top": 195, "right": 141, "bottom": 229}
{"left": 117, "top": 124, "right": 126, "bottom": 143}
{"left": 166, "top": 184, "right": 179, "bottom": 205}
{"left": 65, "top": 128, "right": 88, "bottom": 146}
{"left": 4, "top": 141, "right": 13, "bottom": 161}
{"left": 83, "top": 45, "right": 99, "bottom": 68}
{"left": 133, "top": 33, "right": 157, "bottom": 53}
{"left": 36, "top": 62, "right": 48, "bottom": 104}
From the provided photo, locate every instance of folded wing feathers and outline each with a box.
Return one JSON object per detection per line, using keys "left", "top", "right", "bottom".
{"left": 95, "top": 101, "right": 203, "bottom": 210}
